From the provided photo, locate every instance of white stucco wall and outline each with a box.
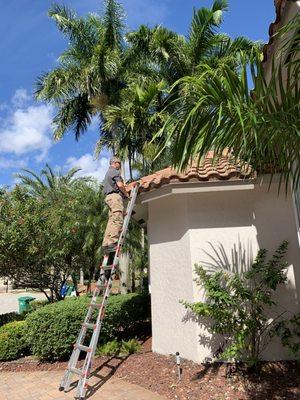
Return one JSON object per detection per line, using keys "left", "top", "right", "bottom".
{"left": 147, "top": 181, "right": 300, "bottom": 362}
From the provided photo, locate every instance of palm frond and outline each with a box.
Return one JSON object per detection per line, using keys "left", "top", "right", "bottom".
{"left": 34, "top": 67, "right": 81, "bottom": 102}
{"left": 103, "top": 0, "right": 125, "bottom": 50}
{"left": 158, "top": 48, "right": 300, "bottom": 186}
{"left": 188, "top": 0, "right": 228, "bottom": 66}
{"left": 52, "top": 94, "right": 93, "bottom": 140}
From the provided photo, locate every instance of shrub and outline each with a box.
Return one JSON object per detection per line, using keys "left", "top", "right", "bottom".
{"left": 30, "top": 299, "right": 49, "bottom": 311}
{"left": 101, "top": 292, "right": 151, "bottom": 342}
{"left": 96, "top": 338, "right": 142, "bottom": 357}
{"left": 182, "top": 241, "right": 289, "bottom": 370}
{"left": 0, "top": 321, "right": 29, "bottom": 361}
{"left": 272, "top": 313, "right": 300, "bottom": 361}
{"left": 119, "top": 338, "right": 142, "bottom": 356}
{"left": 96, "top": 340, "right": 120, "bottom": 356}
{"left": 0, "top": 312, "right": 23, "bottom": 328}
{"left": 26, "top": 293, "right": 150, "bottom": 361}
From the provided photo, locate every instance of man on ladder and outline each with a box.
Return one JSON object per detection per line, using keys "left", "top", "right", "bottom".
{"left": 59, "top": 158, "right": 140, "bottom": 399}
{"left": 102, "top": 156, "right": 129, "bottom": 254}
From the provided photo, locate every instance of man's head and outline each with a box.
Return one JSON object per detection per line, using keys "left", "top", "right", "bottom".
{"left": 110, "top": 156, "right": 121, "bottom": 170}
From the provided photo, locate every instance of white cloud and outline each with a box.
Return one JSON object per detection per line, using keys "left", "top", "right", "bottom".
{"left": 12, "top": 89, "right": 31, "bottom": 108}
{"left": 0, "top": 100, "right": 53, "bottom": 161}
{"left": 65, "top": 153, "right": 110, "bottom": 182}
{"left": 0, "top": 157, "right": 27, "bottom": 169}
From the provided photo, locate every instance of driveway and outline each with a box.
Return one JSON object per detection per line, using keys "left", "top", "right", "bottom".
{"left": 0, "top": 292, "right": 47, "bottom": 315}
{"left": 0, "top": 372, "right": 167, "bottom": 400}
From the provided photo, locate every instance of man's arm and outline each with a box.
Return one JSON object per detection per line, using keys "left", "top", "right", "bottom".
{"left": 116, "top": 181, "right": 129, "bottom": 197}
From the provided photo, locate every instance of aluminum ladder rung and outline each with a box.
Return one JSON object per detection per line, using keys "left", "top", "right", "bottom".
{"left": 82, "top": 322, "right": 96, "bottom": 330}
{"left": 75, "top": 344, "right": 92, "bottom": 353}
{"left": 101, "top": 265, "right": 113, "bottom": 270}
{"left": 69, "top": 367, "right": 84, "bottom": 376}
{"left": 90, "top": 302, "right": 102, "bottom": 308}
{"left": 96, "top": 283, "right": 107, "bottom": 288}
{"left": 59, "top": 183, "right": 140, "bottom": 400}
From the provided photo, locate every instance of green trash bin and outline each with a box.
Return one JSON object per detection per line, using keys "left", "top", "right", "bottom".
{"left": 18, "top": 296, "right": 36, "bottom": 314}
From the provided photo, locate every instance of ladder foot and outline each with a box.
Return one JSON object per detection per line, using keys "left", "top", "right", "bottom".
{"left": 58, "top": 386, "right": 64, "bottom": 392}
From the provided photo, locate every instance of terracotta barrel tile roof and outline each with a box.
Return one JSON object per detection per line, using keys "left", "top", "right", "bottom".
{"left": 263, "top": 0, "right": 290, "bottom": 64}
{"left": 131, "top": 151, "right": 255, "bottom": 193}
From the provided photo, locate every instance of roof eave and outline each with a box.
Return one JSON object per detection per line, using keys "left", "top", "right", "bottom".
{"left": 138, "top": 178, "right": 256, "bottom": 204}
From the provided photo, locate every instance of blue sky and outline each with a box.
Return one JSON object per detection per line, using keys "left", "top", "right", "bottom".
{"left": 0, "top": 0, "right": 275, "bottom": 186}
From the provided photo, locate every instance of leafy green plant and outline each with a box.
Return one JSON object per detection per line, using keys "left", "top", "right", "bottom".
{"left": 96, "top": 340, "right": 120, "bottom": 356}
{"left": 26, "top": 293, "right": 150, "bottom": 361}
{"left": 95, "top": 338, "right": 141, "bottom": 357}
{"left": 119, "top": 338, "right": 142, "bottom": 356}
{"left": 30, "top": 299, "right": 49, "bottom": 311}
{"left": 182, "top": 241, "right": 289, "bottom": 369}
{"left": 272, "top": 314, "right": 300, "bottom": 361}
{"left": 0, "top": 321, "right": 30, "bottom": 361}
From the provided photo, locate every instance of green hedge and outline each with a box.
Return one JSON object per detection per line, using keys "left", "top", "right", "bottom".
{"left": 30, "top": 299, "right": 49, "bottom": 311}
{"left": 26, "top": 293, "right": 150, "bottom": 361}
{"left": 0, "top": 312, "right": 24, "bottom": 328}
{"left": 0, "top": 321, "right": 29, "bottom": 361}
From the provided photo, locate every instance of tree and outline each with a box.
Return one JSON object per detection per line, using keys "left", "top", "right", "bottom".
{"left": 107, "top": 0, "right": 258, "bottom": 176}
{"left": 35, "top": 0, "right": 125, "bottom": 141}
{"left": 0, "top": 168, "right": 107, "bottom": 301}
{"left": 156, "top": 15, "right": 300, "bottom": 188}
{"left": 16, "top": 164, "right": 89, "bottom": 199}
{"left": 101, "top": 79, "right": 170, "bottom": 178}
{"left": 35, "top": 0, "right": 257, "bottom": 174}
{"left": 125, "top": 0, "right": 257, "bottom": 85}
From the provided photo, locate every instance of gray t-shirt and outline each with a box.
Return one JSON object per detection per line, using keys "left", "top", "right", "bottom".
{"left": 103, "top": 166, "right": 123, "bottom": 195}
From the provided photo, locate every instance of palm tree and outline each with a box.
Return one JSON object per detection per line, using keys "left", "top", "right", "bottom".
{"left": 125, "top": 0, "right": 258, "bottom": 86}
{"left": 156, "top": 15, "right": 300, "bottom": 188}
{"left": 101, "top": 79, "right": 170, "bottom": 178}
{"left": 35, "top": 0, "right": 125, "bottom": 141}
{"left": 16, "top": 164, "right": 90, "bottom": 199}
{"left": 104, "top": 0, "right": 258, "bottom": 177}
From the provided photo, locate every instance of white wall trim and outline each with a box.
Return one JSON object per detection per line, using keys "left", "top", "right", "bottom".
{"left": 140, "top": 180, "right": 255, "bottom": 204}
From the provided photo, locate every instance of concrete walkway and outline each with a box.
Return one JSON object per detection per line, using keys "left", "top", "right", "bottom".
{"left": 0, "top": 371, "right": 167, "bottom": 400}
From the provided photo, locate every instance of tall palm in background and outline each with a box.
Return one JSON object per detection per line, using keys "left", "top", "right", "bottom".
{"left": 101, "top": 79, "right": 169, "bottom": 178}
{"left": 35, "top": 0, "right": 125, "bottom": 142}
{"left": 35, "top": 0, "right": 258, "bottom": 178}
{"left": 102, "top": 0, "right": 258, "bottom": 176}
{"left": 125, "top": 0, "right": 257, "bottom": 85}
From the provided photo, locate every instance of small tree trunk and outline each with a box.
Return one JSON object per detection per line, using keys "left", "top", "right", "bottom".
{"left": 71, "top": 273, "right": 79, "bottom": 296}
{"left": 119, "top": 252, "right": 130, "bottom": 294}
{"left": 128, "top": 155, "right": 133, "bottom": 181}
{"left": 140, "top": 226, "right": 145, "bottom": 290}
{"left": 41, "top": 288, "right": 51, "bottom": 302}
{"left": 131, "top": 257, "right": 136, "bottom": 292}
{"left": 80, "top": 268, "right": 84, "bottom": 285}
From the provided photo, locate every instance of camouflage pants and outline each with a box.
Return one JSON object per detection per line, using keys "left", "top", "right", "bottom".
{"left": 102, "top": 193, "right": 124, "bottom": 247}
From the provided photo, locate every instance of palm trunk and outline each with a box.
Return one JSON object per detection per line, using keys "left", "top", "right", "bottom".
{"left": 128, "top": 154, "right": 133, "bottom": 181}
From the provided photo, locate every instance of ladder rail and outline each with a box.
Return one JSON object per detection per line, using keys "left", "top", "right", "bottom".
{"left": 60, "top": 183, "right": 140, "bottom": 399}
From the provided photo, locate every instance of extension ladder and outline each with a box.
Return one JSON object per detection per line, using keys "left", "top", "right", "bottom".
{"left": 59, "top": 182, "right": 140, "bottom": 399}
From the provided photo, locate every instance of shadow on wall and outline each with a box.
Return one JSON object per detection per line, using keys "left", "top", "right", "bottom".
{"left": 200, "top": 237, "right": 254, "bottom": 275}
{"left": 182, "top": 239, "right": 299, "bottom": 361}
{"left": 181, "top": 240, "right": 255, "bottom": 359}
{"left": 182, "top": 308, "right": 224, "bottom": 360}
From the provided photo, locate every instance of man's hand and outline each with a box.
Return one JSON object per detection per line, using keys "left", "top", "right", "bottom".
{"left": 116, "top": 181, "right": 129, "bottom": 197}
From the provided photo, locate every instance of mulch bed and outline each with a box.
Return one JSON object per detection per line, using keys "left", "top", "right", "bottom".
{"left": 0, "top": 338, "right": 299, "bottom": 400}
